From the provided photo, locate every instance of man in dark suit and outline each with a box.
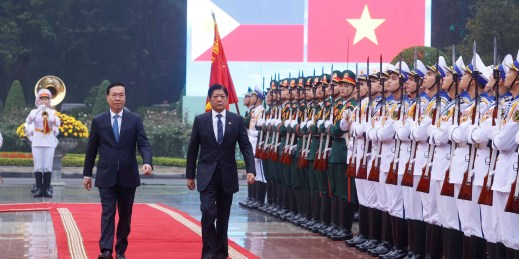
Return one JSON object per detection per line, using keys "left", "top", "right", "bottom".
{"left": 186, "top": 84, "right": 256, "bottom": 259}
{"left": 83, "top": 82, "right": 153, "bottom": 259}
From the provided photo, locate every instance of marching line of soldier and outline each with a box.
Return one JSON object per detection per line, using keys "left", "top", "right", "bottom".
{"left": 239, "top": 45, "right": 519, "bottom": 259}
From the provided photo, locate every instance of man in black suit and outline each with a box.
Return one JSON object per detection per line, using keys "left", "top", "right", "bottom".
{"left": 186, "top": 84, "right": 256, "bottom": 259}
{"left": 83, "top": 82, "right": 153, "bottom": 259}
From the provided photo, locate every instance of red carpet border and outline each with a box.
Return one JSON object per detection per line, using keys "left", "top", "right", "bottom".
{"left": 0, "top": 203, "right": 258, "bottom": 259}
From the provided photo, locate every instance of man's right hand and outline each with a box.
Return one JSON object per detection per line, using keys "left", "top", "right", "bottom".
{"left": 187, "top": 179, "right": 196, "bottom": 190}
{"left": 83, "top": 178, "right": 92, "bottom": 191}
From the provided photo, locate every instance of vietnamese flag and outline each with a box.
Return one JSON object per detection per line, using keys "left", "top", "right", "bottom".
{"left": 307, "top": 0, "right": 426, "bottom": 62}
{"left": 206, "top": 14, "right": 238, "bottom": 112}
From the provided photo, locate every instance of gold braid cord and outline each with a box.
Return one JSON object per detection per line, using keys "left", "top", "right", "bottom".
{"left": 58, "top": 208, "right": 88, "bottom": 259}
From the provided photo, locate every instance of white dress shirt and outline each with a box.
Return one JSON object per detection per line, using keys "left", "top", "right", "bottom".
{"left": 212, "top": 109, "right": 226, "bottom": 141}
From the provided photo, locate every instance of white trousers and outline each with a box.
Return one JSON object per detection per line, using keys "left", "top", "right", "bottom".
{"left": 387, "top": 174, "right": 404, "bottom": 218}
{"left": 376, "top": 171, "right": 389, "bottom": 212}
{"left": 365, "top": 180, "right": 378, "bottom": 209}
{"left": 32, "top": 147, "right": 55, "bottom": 173}
{"left": 480, "top": 191, "right": 500, "bottom": 243}
{"left": 254, "top": 158, "right": 266, "bottom": 182}
{"left": 436, "top": 180, "right": 459, "bottom": 230}
{"left": 355, "top": 178, "right": 367, "bottom": 206}
{"left": 495, "top": 191, "right": 519, "bottom": 250}
{"left": 420, "top": 180, "right": 441, "bottom": 225}
{"left": 454, "top": 184, "right": 483, "bottom": 238}
{"left": 402, "top": 175, "right": 423, "bottom": 220}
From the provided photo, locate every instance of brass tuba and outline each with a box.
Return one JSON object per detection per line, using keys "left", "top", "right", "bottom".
{"left": 34, "top": 75, "right": 66, "bottom": 107}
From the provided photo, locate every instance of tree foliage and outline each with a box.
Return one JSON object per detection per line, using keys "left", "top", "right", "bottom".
{"left": 91, "top": 80, "right": 110, "bottom": 116}
{"left": 0, "top": 0, "right": 186, "bottom": 110}
{"left": 391, "top": 47, "right": 448, "bottom": 68}
{"left": 455, "top": 0, "right": 519, "bottom": 65}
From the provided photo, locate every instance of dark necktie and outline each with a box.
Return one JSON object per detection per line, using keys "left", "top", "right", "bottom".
{"left": 113, "top": 115, "right": 120, "bottom": 143}
{"left": 216, "top": 114, "right": 223, "bottom": 145}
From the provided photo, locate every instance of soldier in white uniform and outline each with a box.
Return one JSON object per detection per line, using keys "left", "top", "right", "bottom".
{"left": 492, "top": 51, "right": 519, "bottom": 257}
{"left": 248, "top": 86, "right": 266, "bottom": 207}
{"left": 410, "top": 58, "right": 449, "bottom": 258}
{"left": 26, "top": 89, "right": 60, "bottom": 198}
{"left": 394, "top": 60, "right": 428, "bottom": 258}
{"left": 468, "top": 54, "right": 513, "bottom": 259}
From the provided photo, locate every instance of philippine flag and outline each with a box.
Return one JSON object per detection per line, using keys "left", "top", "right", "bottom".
{"left": 189, "top": 0, "right": 305, "bottom": 62}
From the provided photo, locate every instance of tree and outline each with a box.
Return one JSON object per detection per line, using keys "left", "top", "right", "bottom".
{"left": 91, "top": 80, "right": 110, "bottom": 116}
{"left": 455, "top": 0, "right": 519, "bottom": 65}
{"left": 2, "top": 80, "right": 26, "bottom": 116}
{"left": 391, "top": 47, "right": 448, "bottom": 68}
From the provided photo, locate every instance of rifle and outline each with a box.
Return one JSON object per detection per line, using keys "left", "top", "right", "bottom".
{"left": 368, "top": 55, "right": 385, "bottom": 182}
{"left": 299, "top": 75, "right": 317, "bottom": 168}
{"left": 479, "top": 37, "right": 499, "bottom": 206}
{"left": 505, "top": 149, "right": 519, "bottom": 214}
{"left": 402, "top": 49, "right": 421, "bottom": 187}
{"left": 316, "top": 75, "right": 335, "bottom": 171}
{"left": 255, "top": 77, "right": 266, "bottom": 159}
{"left": 357, "top": 57, "right": 372, "bottom": 179}
{"left": 386, "top": 56, "right": 404, "bottom": 185}
{"left": 281, "top": 78, "right": 296, "bottom": 165}
{"left": 440, "top": 45, "right": 459, "bottom": 197}
{"left": 268, "top": 87, "right": 282, "bottom": 162}
{"left": 346, "top": 63, "right": 361, "bottom": 178}
{"left": 458, "top": 41, "right": 480, "bottom": 200}
{"left": 417, "top": 50, "right": 441, "bottom": 193}
{"left": 260, "top": 83, "right": 275, "bottom": 160}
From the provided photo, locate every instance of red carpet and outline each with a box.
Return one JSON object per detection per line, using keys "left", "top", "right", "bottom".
{"left": 0, "top": 203, "right": 258, "bottom": 259}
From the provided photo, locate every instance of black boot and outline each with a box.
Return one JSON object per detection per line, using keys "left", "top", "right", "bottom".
{"left": 239, "top": 184, "right": 252, "bottom": 207}
{"left": 462, "top": 235, "right": 470, "bottom": 259}
{"left": 413, "top": 220, "right": 426, "bottom": 259}
{"left": 443, "top": 228, "right": 463, "bottom": 259}
{"left": 322, "top": 196, "right": 339, "bottom": 237}
{"left": 404, "top": 219, "right": 415, "bottom": 258}
{"left": 331, "top": 200, "right": 354, "bottom": 241}
{"left": 33, "top": 172, "right": 43, "bottom": 198}
{"left": 43, "top": 172, "right": 52, "bottom": 198}
{"left": 346, "top": 204, "right": 368, "bottom": 246}
{"left": 468, "top": 236, "right": 486, "bottom": 259}
{"left": 384, "top": 217, "right": 408, "bottom": 259}
{"left": 496, "top": 242, "right": 507, "bottom": 259}
{"left": 369, "top": 212, "right": 393, "bottom": 256}
{"left": 256, "top": 181, "right": 267, "bottom": 208}
{"left": 426, "top": 224, "right": 442, "bottom": 259}
{"left": 358, "top": 208, "right": 382, "bottom": 252}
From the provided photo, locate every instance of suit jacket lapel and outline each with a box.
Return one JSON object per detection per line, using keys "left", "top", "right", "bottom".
{"left": 105, "top": 112, "right": 118, "bottom": 146}
{"left": 205, "top": 113, "right": 218, "bottom": 145}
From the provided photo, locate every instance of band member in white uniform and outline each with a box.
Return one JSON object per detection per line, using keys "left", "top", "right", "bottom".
{"left": 26, "top": 89, "right": 60, "bottom": 198}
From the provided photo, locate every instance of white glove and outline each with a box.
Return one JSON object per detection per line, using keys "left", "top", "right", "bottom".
{"left": 367, "top": 128, "right": 378, "bottom": 141}
{"left": 266, "top": 119, "right": 272, "bottom": 126}
{"left": 307, "top": 120, "right": 315, "bottom": 128}
{"left": 290, "top": 144, "right": 297, "bottom": 152}
{"left": 290, "top": 120, "right": 298, "bottom": 128}
{"left": 53, "top": 127, "right": 60, "bottom": 137}
{"left": 351, "top": 121, "right": 362, "bottom": 136}
{"left": 324, "top": 120, "right": 333, "bottom": 129}
{"left": 433, "top": 128, "right": 449, "bottom": 145}
{"left": 37, "top": 104, "right": 46, "bottom": 111}
{"left": 340, "top": 119, "right": 351, "bottom": 131}
{"left": 300, "top": 120, "right": 307, "bottom": 128}
{"left": 317, "top": 120, "right": 324, "bottom": 128}
{"left": 393, "top": 120, "right": 404, "bottom": 132}
{"left": 274, "top": 119, "right": 281, "bottom": 126}
{"left": 284, "top": 120, "right": 290, "bottom": 127}
{"left": 515, "top": 131, "right": 519, "bottom": 144}
{"left": 256, "top": 119, "right": 265, "bottom": 127}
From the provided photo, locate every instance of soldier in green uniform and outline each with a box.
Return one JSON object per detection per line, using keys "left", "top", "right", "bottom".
{"left": 303, "top": 76, "right": 325, "bottom": 231}
{"left": 328, "top": 70, "right": 357, "bottom": 241}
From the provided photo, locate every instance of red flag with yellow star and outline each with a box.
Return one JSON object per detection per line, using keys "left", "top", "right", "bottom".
{"left": 307, "top": 0, "right": 426, "bottom": 62}
{"left": 205, "top": 17, "right": 238, "bottom": 112}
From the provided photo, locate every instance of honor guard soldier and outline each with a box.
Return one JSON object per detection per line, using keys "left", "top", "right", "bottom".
{"left": 292, "top": 76, "right": 314, "bottom": 226}
{"left": 345, "top": 68, "right": 370, "bottom": 248}
{"left": 491, "top": 51, "right": 519, "bottom": 257}
{"left": 469, "top": 54, "right": 514, "bottom": 259}
{"left": 248, "top": 86, "right": 266, "bottom": 208}
{"left": 328, "top": 70, "right": 357, "bottom": 241}
{"left": 410, "top": 57, "right": 449, "bottom": 258}
{"left": 240, "top": 87, "right": 256, "bottom": 208}
{"left": 448, "top": 53, "right": 490, "bottom": 258}
{"left": 395, "top": 59, "right": 428, "bottom": 258}
{"left": 305, "top": 75, "right": 326, "bottom": 232}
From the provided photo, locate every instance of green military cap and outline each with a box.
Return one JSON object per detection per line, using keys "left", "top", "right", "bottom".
{"left": 332, "top": 70, "right": 343, "bottom": 83}
{"left": 341, "top": 70, "right": 356, "bottom": 85}
{"left": 321, "top": 74, "right": 331, "bottom": 85}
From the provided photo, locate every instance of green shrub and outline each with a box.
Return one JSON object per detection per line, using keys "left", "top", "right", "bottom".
{"left": 2, "top": 80, "right": 27, "bottom": 117}
{"left": 390, "top": 47, "right": 448, "bottom": 68}
{"left": 91, "top": 80, "right": 110, "bottom": 116}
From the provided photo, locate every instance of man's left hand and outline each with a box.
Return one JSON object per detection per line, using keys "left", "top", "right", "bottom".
{"left": 142, "top": 164, "right": 153, "bottom": 176}
{"left": 246, "top": 173, "right": 255, "bottom": 184}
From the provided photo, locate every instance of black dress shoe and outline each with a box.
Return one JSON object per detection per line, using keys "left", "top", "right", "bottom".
{"left": 98, "top": 250, "right": 113, "bottom": 259}
{"left": 116, "top": 254, "right": 126, "bottom": 259}
{"left": 369, "top": 242, "right": 392, "bottom": 256}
